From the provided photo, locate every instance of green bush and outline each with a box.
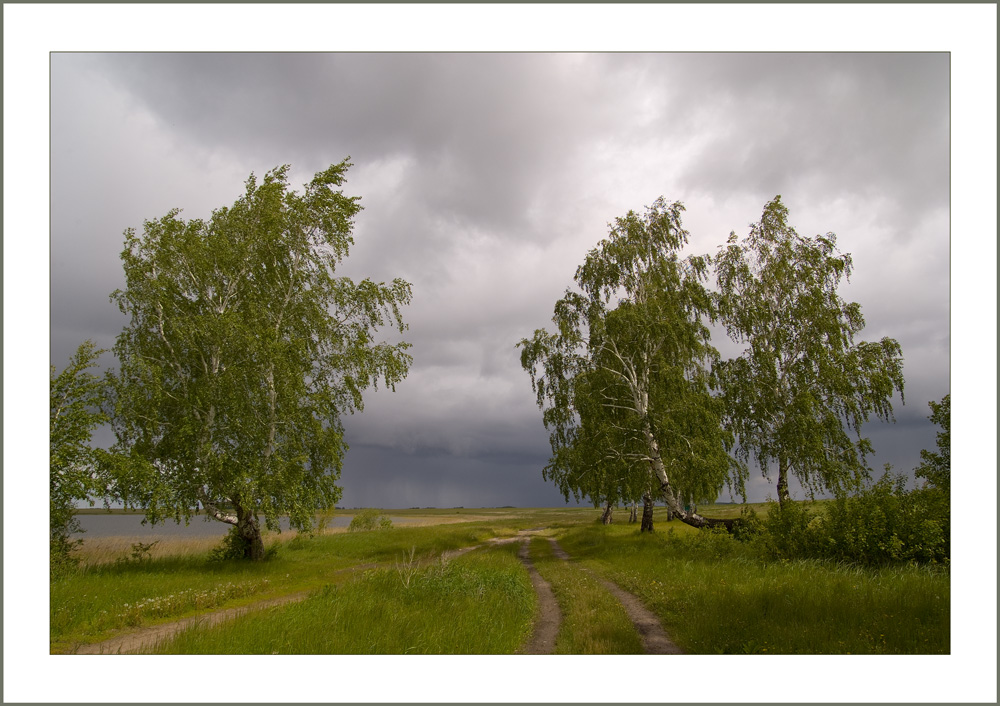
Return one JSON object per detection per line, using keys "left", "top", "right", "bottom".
{"left": 209, "top": 526, "right": 251, "bottom": 561}
{"left": 761, "top": 500, "right": 825, "bottom": 560}
{"left": 757, "top": 470, "right": 949, "bottom": 566}
{"left": 731, "top": 506, "right": 765, "bottom": 542}
{"left": 208, "top": 527, "right": 279, "bottom": 561}
{"left": 50, "top": 535, "right": 82, "bottom": 578}
{"left": 824, "top": 471, "right": 948, "bottom": 565}
{"left": 348, "top": 508, "right": 393, "bottom": 532}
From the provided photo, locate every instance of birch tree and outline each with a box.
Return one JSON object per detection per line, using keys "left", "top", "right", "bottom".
{"left": 50, "top": 340, "right": 108, "bottom": 570}
{"left": 714, "top": 196, "right": 905, "bottom": 507}
{"left": 519, "top": 199, "right": 743, "bottom": 531}
{"left": 106, "top": 161, "right": 412, "bottom": 559}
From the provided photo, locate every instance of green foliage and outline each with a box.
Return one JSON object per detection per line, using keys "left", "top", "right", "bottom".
{"left": 347, "top": 508, "right": 393, "bottom": 532}
{"left": 823, "top": 470, "right": 949, "bottom": 565}
{"left": 209, "top": 527, "right": 280, "bottom": 562}
{"left": 915, "top": 394, "right": 950, "bottom": 494}
{"left": 760, "top": 500, "right": 826, "bottom": 560}
{"left": 104, "top": 160, "right": 412, "bottom": 557}
{"left": 756, "top": 471, "right": 949, "bottom": 566}
{"left": 731, "top": 506, "right": 765, "bottom": 542}
{"left": 519, "top": 198, "right": 741, "bottom": 521}
{"left": 208, "top": 526, "right": 255, "bottom": 562}
{"left": 714, "top": 196, "right": 905, "bottom": 504}
{"left": 50, "top": 340, "right": 109, "bottom": 574}
{"left": 117, "top": 541, "right": 160, "bottom": 565}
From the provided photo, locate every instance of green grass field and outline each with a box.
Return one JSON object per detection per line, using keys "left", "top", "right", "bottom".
{"left": 53, "top": 504, "right": 949, "bottom": 655}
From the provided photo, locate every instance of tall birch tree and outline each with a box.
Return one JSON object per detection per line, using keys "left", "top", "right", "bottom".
{"left": 106, "top": 161, "right": 412, "bottom": 559}
{"left": 714, "top": 196, "right": 905, "bottom": 507}
{"left": 519, "top": 199, "right": 742, "bottom": 531}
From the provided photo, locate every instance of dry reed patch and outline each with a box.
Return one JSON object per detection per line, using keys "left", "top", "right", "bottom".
{"left": 72, "top": 526, "right": 351, "bottom": 566}
{"left": 73, "top": 535, "right": 221, "bottom": 566}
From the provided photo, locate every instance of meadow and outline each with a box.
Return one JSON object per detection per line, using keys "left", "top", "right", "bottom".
{"left": 52, "top": 505, "right": 949, "bottom": 655}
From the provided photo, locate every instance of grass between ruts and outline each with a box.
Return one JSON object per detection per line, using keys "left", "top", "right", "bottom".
{"left": 143, "top": 542, "right": 535, "bottom": 654}
{"left": 527, "top": 536, "right": 643, "bottom": 654}
{"left": 555, "top": 522, "right": 950, "bottom": 654}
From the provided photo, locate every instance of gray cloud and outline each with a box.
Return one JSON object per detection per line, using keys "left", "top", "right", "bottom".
{"left": 50, "top": 52, "right": 950, "bottom": 507}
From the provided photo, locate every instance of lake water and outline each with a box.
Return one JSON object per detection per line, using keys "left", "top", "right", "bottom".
{"left": 73, "top": 513, "right": 416, "bottom": 538}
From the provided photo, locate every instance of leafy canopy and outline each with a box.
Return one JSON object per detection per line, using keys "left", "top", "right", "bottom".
{"left": 519, "top": 198, "right": 740, "bottom": 517}
{"left": 106, "top": 160, "right": 412, "bottom": 541}
{"left": 714, "top": 195, "right": 905, "bottom": 503}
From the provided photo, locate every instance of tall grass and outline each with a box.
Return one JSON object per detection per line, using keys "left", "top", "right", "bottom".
{"left": 558, "top": 523, "right": 950, "bottom": 654}
{"left": 146, "top": 543, "right": 535, "bottom": 654}
{"left": 528, "top": 537, "right": 643, "bottom": 654}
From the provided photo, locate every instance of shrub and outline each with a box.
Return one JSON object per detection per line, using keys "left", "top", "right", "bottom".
{"left": 756, "top": 469, "right": 950, "bottom": 566}
{"left": 732, "top": 506, "right": 765, "bottom": 542}
{"left": 115, "top": 540, "right": 160, "bottom": 565}
{"left": 761, "top": 500, "right": 825, "bottom": 560}
{"left": 50, "top": 536, "right": 82, "bottom": 578}
{"left": 208, "top": 527, "right": 280, "bottom": 561}
{"left": 209, "top": 526, "right": 252, "bottom": 561}
{"left": 348, "top": 508, "right": 393, "bottom": 532}
{"left": 824, "top": 470, "right": 948, "bottom": 565}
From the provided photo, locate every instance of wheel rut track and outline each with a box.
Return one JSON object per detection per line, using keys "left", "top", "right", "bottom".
{"left": 547, "top": 538, "right": 682, "bottom": 655}
{"left": 516, "top": 539, "right": 562, "bottom": 654}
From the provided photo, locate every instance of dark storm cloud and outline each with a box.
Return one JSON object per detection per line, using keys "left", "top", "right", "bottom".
{"left": 637, "top": 53, "right": 950, "bottom": 212}
{"left": 49, "top": 51, "right": 952, "bottom": 507}
{"left": 84, "top": 52, "right": 619, "bottom": 237}
{"left": 340, "top": 444, "right": 572, "bottom": 510}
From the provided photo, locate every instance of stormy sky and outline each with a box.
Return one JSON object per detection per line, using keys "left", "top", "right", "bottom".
{"left": 47, "top": 49, "right": 955, "bottom": 509}
{"left": 5, "top": 4, "right": 997, "bottom": 704}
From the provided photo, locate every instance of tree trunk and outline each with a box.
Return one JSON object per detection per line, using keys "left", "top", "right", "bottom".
{"left": 629, "top": 501, "right": 638, "bottom": 523}
{"left": 643, "top": 447, "right": 735, "bottom": 531}
{"left": 236, "top": 505, "right": 266, "bottom": 561}
{"left": 777, "top": 457, "right": 790, "bottom": 508}
{"left": 640, "top": 493, "right": 655, "bottom": 533}
{"left": 601, "top": 500, "right": 614, "bottom": 525}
